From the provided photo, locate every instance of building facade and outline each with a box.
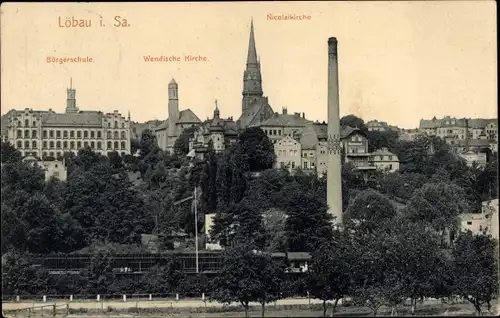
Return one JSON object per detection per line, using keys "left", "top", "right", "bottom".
{"left": 2, "top": 82, "right": 132, "bottom": 159}
{"left": 459, "top": 199, "right": 499, "bottom": 239}
{"left": 189, "top": 101, "right": 239, "bottom": 156}
{"left": 22, "top": 155, "right": 68, "bottom": 181}
{"left": 370, "top": 147, "right": 400, "bottom": 172}
{"left": 155, "top": 79, "right": 202, "bottom": 153}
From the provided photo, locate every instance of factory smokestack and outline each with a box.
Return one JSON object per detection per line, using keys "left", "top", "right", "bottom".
{"left": 326, "top": 37, "right": 343, "bottom": 226}
{"left": 464, "top": 118, "right": 470, "bottom": 151}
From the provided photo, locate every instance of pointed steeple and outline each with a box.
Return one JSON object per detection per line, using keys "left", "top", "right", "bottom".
{"left": 246, "top": 18, "right": 258, "bottom": 67}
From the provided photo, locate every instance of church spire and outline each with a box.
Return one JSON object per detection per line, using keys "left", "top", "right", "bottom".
{"left": 246, "top": 18, "right": 258, "bottom": 67}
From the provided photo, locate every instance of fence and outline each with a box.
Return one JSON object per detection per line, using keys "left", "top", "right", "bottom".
{"left": 4, "top": 303, "right": 69, "bottom": 318}
{"left": 2, "top": 293, "right": 208, "bottom": 303}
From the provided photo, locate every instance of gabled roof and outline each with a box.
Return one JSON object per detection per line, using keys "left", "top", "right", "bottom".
{"left": 178, "top": 109, "right": 201, "bottom": 124}
{"left": 41, "top": 112, "right": 103, "bottom": 127}
{"left": 260, "top": 112, "right": 312, "bottom": 127}
{"left": 299, "top": 124, "right": 318, "bottom": 150}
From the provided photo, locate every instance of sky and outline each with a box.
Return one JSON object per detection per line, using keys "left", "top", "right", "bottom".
{"left": 0, "top": 1, "right": 497, "bottom": 129}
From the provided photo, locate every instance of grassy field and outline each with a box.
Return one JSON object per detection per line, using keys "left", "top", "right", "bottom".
{"left": 4, "top": 301, "right": 497, "bottom": 317}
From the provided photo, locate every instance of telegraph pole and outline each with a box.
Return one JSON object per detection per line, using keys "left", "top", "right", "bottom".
{"left": 194, "top": 187, "right": 199, "bottom": 273}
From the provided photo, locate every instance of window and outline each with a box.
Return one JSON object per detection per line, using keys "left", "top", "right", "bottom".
{"left": 84, "top": 131, "right": 88, "bottom": 138}
{"left": 108, "top": 122, "right": 111, "bottom": 128}
{"left": 114, "top": 121, "right": 118, "bottom": 128}
{"left": 49, "top": 130, "right": 54, "bottom": 138}
{"left": 120, "top": 141, "right": 125, "bottom": 149}
{"left": 17, "top": 141, "right": 22, "bottom": 148}
{"left": 49, "top": 141, "right": 54, "bottom": 148}
{"left": 84, "top": 141, "right": 89, "bottom": 148}
{"left": 107, "top": 132, "right": 112, "bottom": 139}
{"left": 278, "top": 130, "right": 281, "bottom": 135}
{"left": 24, "top": 141, "right": 30, "bottom": 148}
{"left": 77, "top": 131, "right": 81, "bottom": 138}
{"left": 43, "top": 141, "right": 47, "bottom": 148}
{"left": 25, "top": 119, "right": 29, "bottom": 127}
{"left": 53, "top": 171, "right": 60, "bottom": 178}
{"left": 291, "top": 161, "right": 295, "bottom": 168}
{"left": 17, "top": 130, "right": 22, "bottom": 138}
{"left": 121, "top": 122, "right": 125, "bottom": 128}
{"left": 114, "top": 131, "right": 119, "bottom": 139}
{"left": 70, "top": 141, "right": 75, "bottom": 149}
{"left": 56, "top": 141, "right": 61, "bottom": 149}
{"left": 121, "top": 131, "right": 126, "bottom": 139}
{"left": 56, "top": 131, "right": 61, "bottom": 138}
{"left": 63, "top": 141, "right": 68, "bottom": 148}
{"left": 17, "top": 121, "right": 21, "bottom": 127}
{"left": 70, "top": 131, "right": 74, "bottom": 138}
{"left": 63, "top": 131, "right": 68, "bottom": 138}
{"left": 91, "top": 141, "right": 95, "bottom": 148}
{"left": 77, "top": 141, "right": 81, "bottom": 148}
{"left": 97, "top": 141, "right": 102, "bottom": 149}
{"left": 114, "top": 141, "right": 119, "bottom": 149}
{"left": 97, "top": 131, "right": 102, "bottom": 138}
{"left": 43, "top": 152, "right": 47, "bottom": 158}
{"left": 91, "top": 131, "right": 95, "bottom": 138}
{"left": 32, "top": 130, "right": 37, "bottom": 138}
{"left": 304, "top": 162, "right": 308, "bottom": 169}
{"left": 24, "top": 130, "right": 29, "bottom": 138}
{"left": 32, "top": 141, "right": 37, "bottom": 148}
{"left": 49, "top": 152, "right": 54, "bottom": 157}
{"left": 467, "top": 221, "right": 472, "bottom": 225}
{"left": 107, "top": 141, "right": 112, "bottom": 148}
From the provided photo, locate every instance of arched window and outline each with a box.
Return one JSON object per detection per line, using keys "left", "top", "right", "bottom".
{"left": 43, "top": 152, "right": 48, "bottom": 158}
{"left": 32, "top": 121, "right": 36, "bottom": 127}
{"left": 24, "top": 141, "right": 30, "bottom": 148}
{"left": 17, "top": 130, "right": 22, "bottom": 138}
{"left": 97, "top": 142, "right": 102, "bottom": 149}
{"left": 114, "top": 121, "right": 118, "bottom": 128}
{"left": 114, "top": 141, "right": 119, "bottom": 149}
{"left": 49, "top": 130, "right": 54, "bottom": 138}
{"left": 17, "top": 121, "right": 21, "bottom": 127}
{"left": 43, "top": 130, "right": 47, "bottom": 138}
{"left": 97, "top": 131, "right": 102, "bottom": 138}
{"left": 70, "top": 141, "right": 75, "bottom": 149}
{"left": 32, "top": 141, "right": 37, "bottom": 148}
{"left": 91, "top": 141, "right": 95, "bottom": 148}
{"left": 56, "top": 131, "right": 61, "bottom": 138}
{"left": 32, "top": 130, "right": 37, "bottom": 138}
{"left": 49, "top": 152, "right": 55, "bottom": 158}
{"left": 70, "top": 131, "right": 74, "bottom": 138}
{"left": 17, "top": 141, "right": 22, "bottom": 148}
{"left": 121, "top": 141, "right": 126, "bottom": 149}
{"left": 63, "top": 141, "right": 68, "bottom": 148}
{"left": 49, "top": 141, "right": 54, "bottom": 148}
{"left": 56, "top": 141, "right": 61, "bottom": 149}
{"left": 63, "top": 131, "right": 68, "bottom": 138}
{"left": 121, "top": 122, "right": 125, "bottom": 128}
{"left": 25, "top": 119, "right": 29, "bottom": 127}
{"left": 107, "top": 141, "right": 112, "bottom": 149}
{"left": 77, "top": 131, "right": 81, "bottom": 138}
{"left": 84, "top": 131, "right": 88, "bottom": 138}
{"left": 24, "top": 130, "right": 29, "bottom": 138}
{"left": 120, "top": 131, "right": 126, "bottom": 139}
{"left": 114, "top": 131, "right": 119, "bottom": 139}
{"left": 77, "top": 141, "right": 81, "bottom": 148}
{"left": 43, "top": 141, "right": 47, "bottom": 148}
{"left": 91, "top": 131, "right": 95, "bottom": 138}
{"left": 108, "top": 122, "right": 111, "bottom": 128}
{"left": 84, "top": 141, "right": 88, "bottom": 148}
{"left": 107, "top": 131, "right": 112, "bottom": 139}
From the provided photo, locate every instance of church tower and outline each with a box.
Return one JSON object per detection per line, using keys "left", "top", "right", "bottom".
{"left": 65, "top": 78, "right": 79, "bottom": 113}
{"left": 242, "top": 18, "right": 263, "bottom": 113}
{"left": 168, "top": 78, "right": 179, "bottom": 141}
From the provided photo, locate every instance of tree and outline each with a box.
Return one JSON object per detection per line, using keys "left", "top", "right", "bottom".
{"left": 210, "top": 198, "right": 266, "bottom": 249}
{"left": 238, "top": 127, "right": 275, "bottom": 172}
{"left": 107, "top": 151, "right": 123, "bottom": 170}
{"left": 84, "top": 251, "right": 116, "bottom": 295}
{"left": 344, "top": 189, "right": 397, "bottom": 233}
{"left": 366, "top": 130, "right": 399, "bottom": 153}
{"left": 283, "top": 185, "right": 332, "bottom": 252}
{"left": 141, "top": 256, "right": 186, "bottom": 294}
{"left": 2, "top": 251, "right": 49, "bottom": 296}
{"left": 305, "top": 234, "right": 352, "bottom": 316}
{"left": 340, "top": 115, "right": 365, "bottom": 129}
{"left": 452, "top": 231, "right": 498, "bottom": 315}
{"left": 210, "top": 242, "right": 284, "bottom": 317}
{"left": 0, "top": 141, "right": 21, "bottom": 163}
{"left": 139, "top": 129, "right": 159, "bottom": 157}
{"left": 407, "top": 181, "right": 467, "bottom": 245}
{"left": 173, "top": 126, "right": 196, "bottom": 156}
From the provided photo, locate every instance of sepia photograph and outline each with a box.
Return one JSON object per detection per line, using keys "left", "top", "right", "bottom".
{"left": 1, "top": 1, "right": 498, "bottom": 317}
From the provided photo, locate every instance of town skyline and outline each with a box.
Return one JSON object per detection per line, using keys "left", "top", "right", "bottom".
{"left": 1, "top": 1, "right": 497, "bottom": 129}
